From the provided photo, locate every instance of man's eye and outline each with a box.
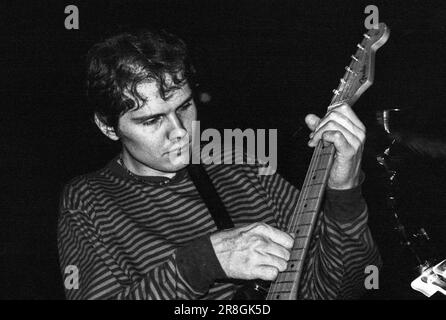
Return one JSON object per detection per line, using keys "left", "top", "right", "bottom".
{"left": 142, "top": 117, "right": 162, "bottom": 126}
{"left": 178, "top": 102, "right": 192, "bottom": 112}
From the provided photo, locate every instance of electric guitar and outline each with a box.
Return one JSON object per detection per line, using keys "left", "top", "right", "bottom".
{"left": 234, "top": 22, "right": 390, "bottom": 300}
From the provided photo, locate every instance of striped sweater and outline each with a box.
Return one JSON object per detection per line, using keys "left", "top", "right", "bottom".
{"left": 57, "top": 154, "right": 380, "bottom": 300}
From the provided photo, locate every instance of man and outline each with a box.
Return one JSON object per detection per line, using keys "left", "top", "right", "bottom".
{"left": 57, "top": 29, "right": 380, "bottom": 299}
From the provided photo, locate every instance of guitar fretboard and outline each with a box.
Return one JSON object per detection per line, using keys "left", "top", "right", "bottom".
{"left": 266, "top": 23, "right": 389, "bottom": 300}
{"left": 266, "top": 142, "right": 335, "bottom": 300}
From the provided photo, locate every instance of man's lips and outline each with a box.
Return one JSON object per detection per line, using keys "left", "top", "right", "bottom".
{"left": 166, "top": 142, "right": 190, "bottom": 155}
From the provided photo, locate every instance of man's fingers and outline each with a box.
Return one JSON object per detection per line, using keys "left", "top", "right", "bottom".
{"left": 314, "top": 110, "right": 365, "bottom": 142}
{"left": 212, "top": 223, "right": 296, "bottom": 280}
{"left": 250, "top": 223, "right": 294, "bottom": 249}
{"left": 326, "top": 103, "right": 365, "bottom": 131}
{"left": 308, "top": 121, "right": 362, "bottom": 153}
{"left": 261, "top": 252, "right": 288, "bottom": 272}
{"left": 253, "top": 265, "right": 280, "bottom": 281}
{"left": 256, "top": 240, "right": 291, "bottom": 262}
{"left": 305, "top": 104, "right": 365, "bottom": 149}
{"left": 304, "top": 114, "right": 321, "bottom": 131}
{"left": 319, "top": 130, "right": 354, "bottom": 157}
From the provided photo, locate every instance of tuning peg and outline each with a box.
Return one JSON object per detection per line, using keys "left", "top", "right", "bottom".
{"left": 351, "top": 55, "right": 359, "bottom": 62}
{"left": 363, "top": 33, "right": 371, "bottom": 39}
{"left": 357, "top": 44, "right": 365, "bottom": 51}
{"left": 345, "top": 66, "right": 357, "bottom": 76}
{"left": 345, "top": 66, "right": 356, "bottom": 74}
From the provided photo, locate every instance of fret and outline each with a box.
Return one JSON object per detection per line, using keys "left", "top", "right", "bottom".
{"left": 301, "top": 196, "right": 319, "bottom": 200}
{"left": 300, "top": 201, "right": 317, "bottom": 208}
{"left": 275, "top": 280, "right": 294, "bottom": 284}
{"left": 300, "top": 199, "right": 318, "bottom": 205}
{"left": 297, "top": 211, "right": 317, "bottom": 219}
{"left": 296, "top": 215, "right": 313, "bottom": 225}
{"left": 294, "top": 231, "right": 310, "bottom": 237}
{"left": 300, "top": 204, "right": 316, "bottom": 210}
{"left": 297, "top": 220, "right": 313, "bottom": 226}
{"left": 307, "top": 182, "right": 324, "bottom": 187}
{"left": 281, "top": 269, "right": 303, "bottom": 274}
{"left": 301, "top": 183, "right": 324, "bottom": 190}
{"left": 293, "top": 237, "right": 309, "bottom": 243}
{"left": 269, "top": 290, "right": 291, "bottom": 294}
{"left": 315, "top": 153, "right": 332, "bottom": 158}
{"left": 296, "top": 223, "right": 311, "bottom": 227}
{"left": 300, "top": 209, "right": 317, "bottom": 214}
{"left": 300, "top": 198, "right": 318, "bottom": 205}
{"left": 293, "top": 241, "right": 307, "bottom": 248}
{"left": 298, "top": 211, "right": 316, "bottom": 218}
{"left": 272, "top": 294, "right": 290, "bottom": 300}
{"left": 300, "top": 191, "right": 320, "bottom": 199}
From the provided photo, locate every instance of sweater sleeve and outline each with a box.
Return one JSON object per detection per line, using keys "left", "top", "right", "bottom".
{"left": 258, "top": 170, "right": 381, "bottom": 299}
{"left": 57, "top": 180, "right": 226, "bottom": 300}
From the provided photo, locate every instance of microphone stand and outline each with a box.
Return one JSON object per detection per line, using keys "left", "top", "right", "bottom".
{"left": 376, "top": 110, "right": 433, "bottom": 274}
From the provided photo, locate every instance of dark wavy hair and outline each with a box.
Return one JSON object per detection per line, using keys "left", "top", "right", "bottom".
{"left": 86, "top": 29, "right": 196, "bottom": 130}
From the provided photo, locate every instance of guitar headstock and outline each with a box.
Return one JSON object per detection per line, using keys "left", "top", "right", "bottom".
{"left": 331, "top": 22, "right": 390, "bottom": 107}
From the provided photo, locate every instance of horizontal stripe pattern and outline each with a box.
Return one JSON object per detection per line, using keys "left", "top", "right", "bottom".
{"left": 58, "top": 153, "right": 380, "bottom": 299}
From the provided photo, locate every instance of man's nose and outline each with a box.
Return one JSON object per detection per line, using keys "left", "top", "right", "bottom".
{"left": 167, "top": 114, "right": 187, "bottom": 141}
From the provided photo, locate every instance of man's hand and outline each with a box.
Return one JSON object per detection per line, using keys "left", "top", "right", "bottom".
{"left": 305, "top": 103, "right": 366, "bottom": 190}
{"left": 210, "top": 223, "right": 294, "bottom": 281}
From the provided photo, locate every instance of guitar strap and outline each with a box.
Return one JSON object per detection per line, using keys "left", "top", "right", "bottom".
{"left": 187, "top": 163, "right": 270, "bottom": 299}
{"left": 187, "top": 164, "right": 234, "bottom": 230}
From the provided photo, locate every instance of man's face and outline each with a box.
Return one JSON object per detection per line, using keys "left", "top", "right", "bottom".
{"left": 116, "top": 80, "right": 197, "bottom": 177}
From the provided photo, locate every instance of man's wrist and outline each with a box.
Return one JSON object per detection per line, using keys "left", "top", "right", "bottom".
{"left": 327, "top": 174, "right": 360, "bottom": 190}
{"left": 176, "top": 235, "right": 227, "bottom": 293}
{"left": 324, "top": 172, "right": 366, "bottom": 222}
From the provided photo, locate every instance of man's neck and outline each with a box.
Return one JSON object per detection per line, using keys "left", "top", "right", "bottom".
{"left": 120, "top": 153, "right": 176, "bottom": 179}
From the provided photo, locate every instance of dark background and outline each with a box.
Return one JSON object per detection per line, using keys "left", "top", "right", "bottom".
{"left": 1, "top": 0, "right": 446, "bottom": 299}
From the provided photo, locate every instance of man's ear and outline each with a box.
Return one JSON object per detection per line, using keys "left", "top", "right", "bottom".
{"left": 94, "top": 113, "right": 120, "bottom": 141}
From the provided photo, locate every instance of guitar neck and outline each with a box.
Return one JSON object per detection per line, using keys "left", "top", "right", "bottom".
{"left": 266, "top": 23, "right": 389, "bottom": 300}
{"left": 266, "top": 63, "right": 355, "bottom": 301}
{"left": 266, "top": 127, "right": 336, "bottom": 300}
